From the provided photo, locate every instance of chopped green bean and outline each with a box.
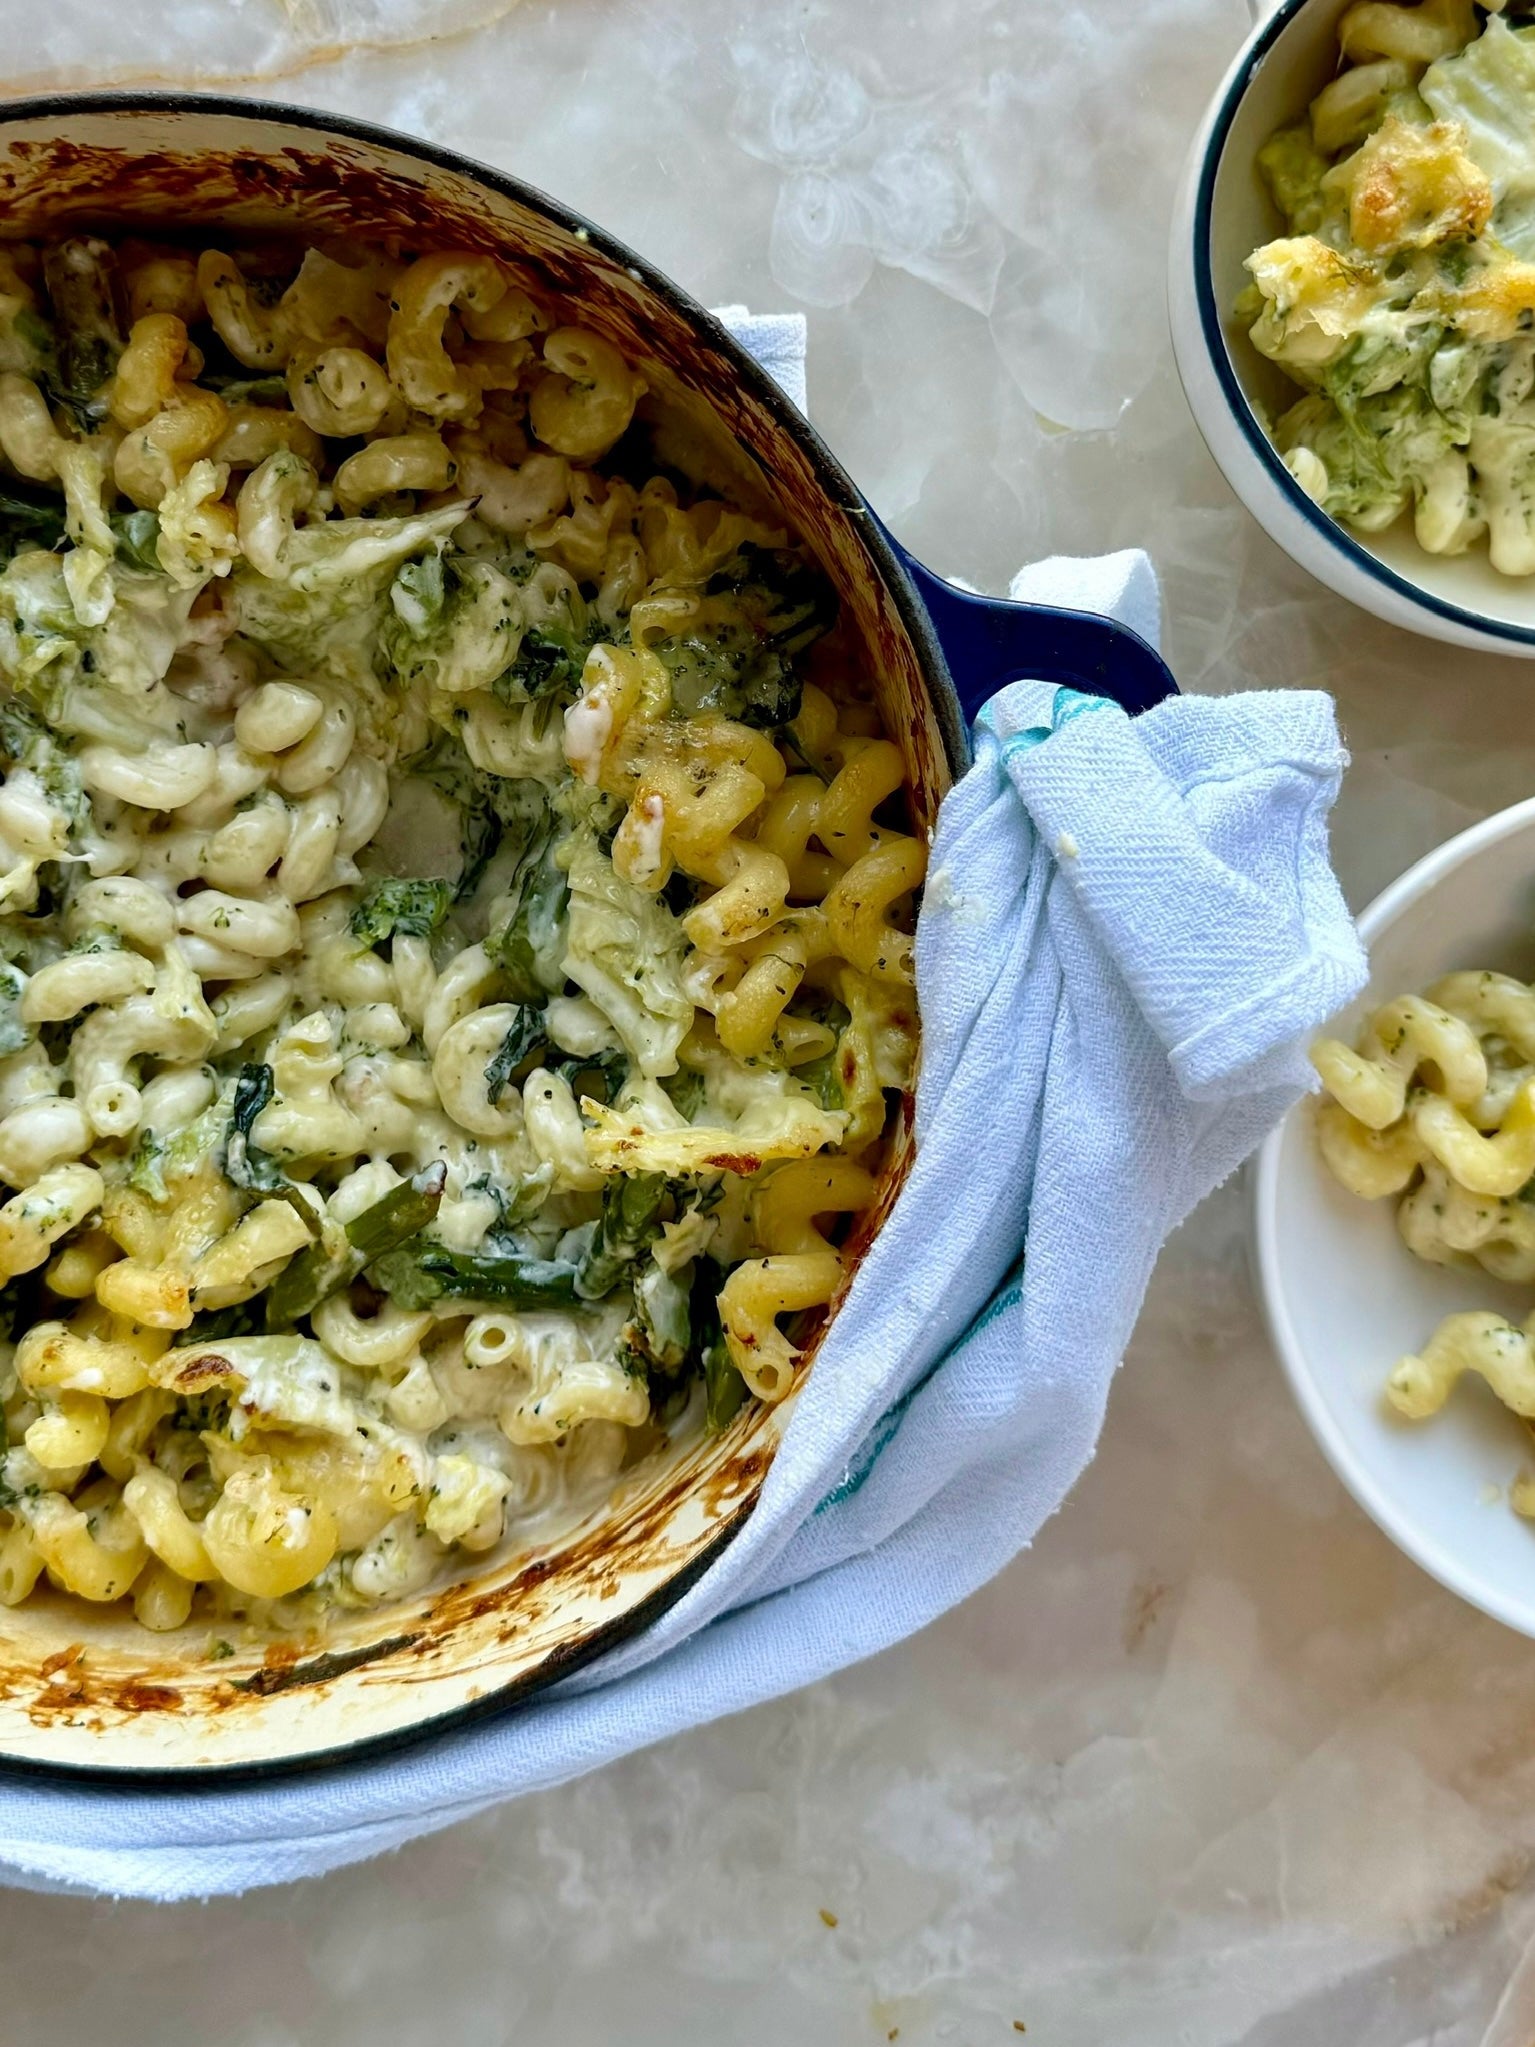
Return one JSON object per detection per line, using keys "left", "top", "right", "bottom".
{"left": 264, "top": 1164, "right": 446, "bottom": 1330}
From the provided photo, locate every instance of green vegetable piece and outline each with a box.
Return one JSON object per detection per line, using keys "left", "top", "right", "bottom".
{"left": 0, "top": 961, "right": 29, "bottom": 1058}
{"left": 383, "top": 553, "right": 527, "bottom": 698}
{"left": 662, "top": 1068, "right": 707, "bottom": 1121}
{"left": 493, "top": 566, "right": 593, "bottom": 703}
{"left": 230, "top": 1062, "right": 273, "bottom": 1135}
{"left": 390, "top": 552, "right": 445, "bottom": 634}
{"left": 350, "top": 876, "right": 453, "bottom": 949}
{"left": 403, "top": 733, "right": 552, "bottom": 901}
{"left": 128, "top": 1128, "right": 168, "bottom": 1203}
{"left": 635, "top": 1257, "right": 690, "bottom": 1371}
{"left": 222, "top": 1069, "right": 321, "bottom": 1228}
{"left": 694, "top": 1279, "right": 747, "bottom": 1431}
{"left": 705, "top": 1344, "right": 748, "bottom": 1431}
{"left": 224, "top": 1063, "right": 276, "bottom": 1191}
{"left": 0, "top": 480, "right": 67, "bottom": 560}
{"left": 112, "top": 510, "right": 162, "bottom": 574}
{"left": 263, "top": 1163, "right": 447, "bottom": 1330}
{"left": 128, "top": 1093, "right": 229, "bottom": 1206}
{"left": 1323, "top": 325, "right": 1443, "bottom": 412}
{"left": 556, "top": 1047, "right": 630, "bottom": 1107}
{"left": 798, "top": 1049, "right": 845, "bottom": 1112}
{"left": 187, "top": 1301, "right": 263, "bottom": 1342}
{"left": 40, "top": 238, "right": 123, "bottom": 427}
{"left": 485, "top": 818, "right": 570, "bottom": 1000}
{"left": 203, "top": 373, "right": 289, "bottom": 406}
{"left": 653, "top": 544, "right": 835, "bottom": 729}
{"left": 575, "top": 1173, "right": 667, "bottom": 1303}
{"left": 0, "top": 698, "right": 51, "bottom": 767}
{"left": 501, "top": 625, "right": 587, "bottom": 701}
{"left": 1276, "top": 382, "right": 1457, "bottom": 531}
{"left": 1256, "top": 124, "right": 1331, "bottom": 237}
{"left": 367, "top": 1239, "right": 580, "bottom": 1312}
{"left": 346, "top": 1166, "right": 448, "bottom": 1259}
{"left": 484, "top": 1004, "right": 547, "bottom": 1105}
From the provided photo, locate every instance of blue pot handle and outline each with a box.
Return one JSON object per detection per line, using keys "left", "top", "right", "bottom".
{"left": 895, "top": 544, "right": 1179, "bottom": 725}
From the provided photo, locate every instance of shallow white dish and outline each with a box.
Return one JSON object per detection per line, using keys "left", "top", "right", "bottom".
{"left": 1168, "top": 0, "right": 1535, "bottom": 657}
{"left": 1255, "top": 796, "right": 1535, "bottom": 1634}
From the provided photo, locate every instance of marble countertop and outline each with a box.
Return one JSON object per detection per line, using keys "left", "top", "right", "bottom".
{"left": 4, "top": 0, "right": 1535, "bottom": 2039}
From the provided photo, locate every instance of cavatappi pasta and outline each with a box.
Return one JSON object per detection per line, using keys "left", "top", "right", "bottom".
{"left": 0, "top": 232, "right": 922, "bottom": 1632}
{"left": 1239, "top": 0, "right": 1535, "bottom": 573}
{"left": 1312, "top": 967, "right": 1535, "bottom": 1512}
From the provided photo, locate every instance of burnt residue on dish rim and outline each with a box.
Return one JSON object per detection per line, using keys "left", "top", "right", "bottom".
{"left": 0, "top": 99, "right": 941, "bottom": 1784}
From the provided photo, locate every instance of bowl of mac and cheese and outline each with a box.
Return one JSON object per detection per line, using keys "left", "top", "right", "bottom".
{"left": 1257, "top": 795, "right": 1535, "bottom": 1637}
{"left": 1171, "top": 0, "right": 1535, "bottom": 654}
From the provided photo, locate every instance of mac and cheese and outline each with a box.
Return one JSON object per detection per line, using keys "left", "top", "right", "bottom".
{"left": 1313, "top": 966, "right": 1535, "bottom": 1510}
{"left": 0, "top": 231, "right": 922, "bottom": 1633}
{"left": 1240, "top": 0, "right": 1535, "bottom": 574}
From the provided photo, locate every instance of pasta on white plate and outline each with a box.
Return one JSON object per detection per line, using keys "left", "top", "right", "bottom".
{"left": 0, "top": 230, "right": 922, "bottom": 1634}
{"left": 1312, "top": 965, "right": 1535, "bottom": 1514}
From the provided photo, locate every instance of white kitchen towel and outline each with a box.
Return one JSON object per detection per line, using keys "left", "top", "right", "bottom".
{"left": 0, "top": 317, "right": 1367, "bottom": 1900}
{"left": 714, "top": 305, "right": 809, "bottom": 412}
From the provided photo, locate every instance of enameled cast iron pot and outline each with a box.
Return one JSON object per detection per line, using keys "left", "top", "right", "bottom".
{"left": 0, "top": 96, "right": 1177, "bottom": 1781}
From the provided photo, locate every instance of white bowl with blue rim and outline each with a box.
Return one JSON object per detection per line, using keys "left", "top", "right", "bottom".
{"left": 0, "top": 94, "right": 1181, "bottom": 1783}
{"left": 1168, "top": 0, "right": 1535, "bottom": 657}
{"left": 1255, "top": 795, "right": 1535, "bottom": 1636}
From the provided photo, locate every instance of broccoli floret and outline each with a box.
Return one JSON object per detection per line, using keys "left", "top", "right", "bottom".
{"left": 653, "top": 544, "right": 835, "bottom": 728}
{"left": 497, "top": 624, "right": 588, "bottom": 701}
{"left": 492, "top": 568, "right": 595, "bottom": 704}
{"left": 382, "top": 553, "right": 526, "bottom": 697}
{"left": 350, "top": 877, "right": 454, "bottom": 949}
{"left": 0, "top": 694, "right": 84, "bottom": 830}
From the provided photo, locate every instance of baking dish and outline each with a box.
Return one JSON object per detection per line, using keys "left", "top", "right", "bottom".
{"left": 0, "top": 93, "right": 1177, "bottom": 1779}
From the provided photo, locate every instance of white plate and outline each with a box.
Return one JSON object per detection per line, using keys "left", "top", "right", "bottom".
{"left": 1255, "top": 796, "right": 1535, "bottom": 1634}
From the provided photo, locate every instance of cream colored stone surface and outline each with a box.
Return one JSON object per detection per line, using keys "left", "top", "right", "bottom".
{"left": 3, "top": 0, "right": 1535, "bottom": 2039}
